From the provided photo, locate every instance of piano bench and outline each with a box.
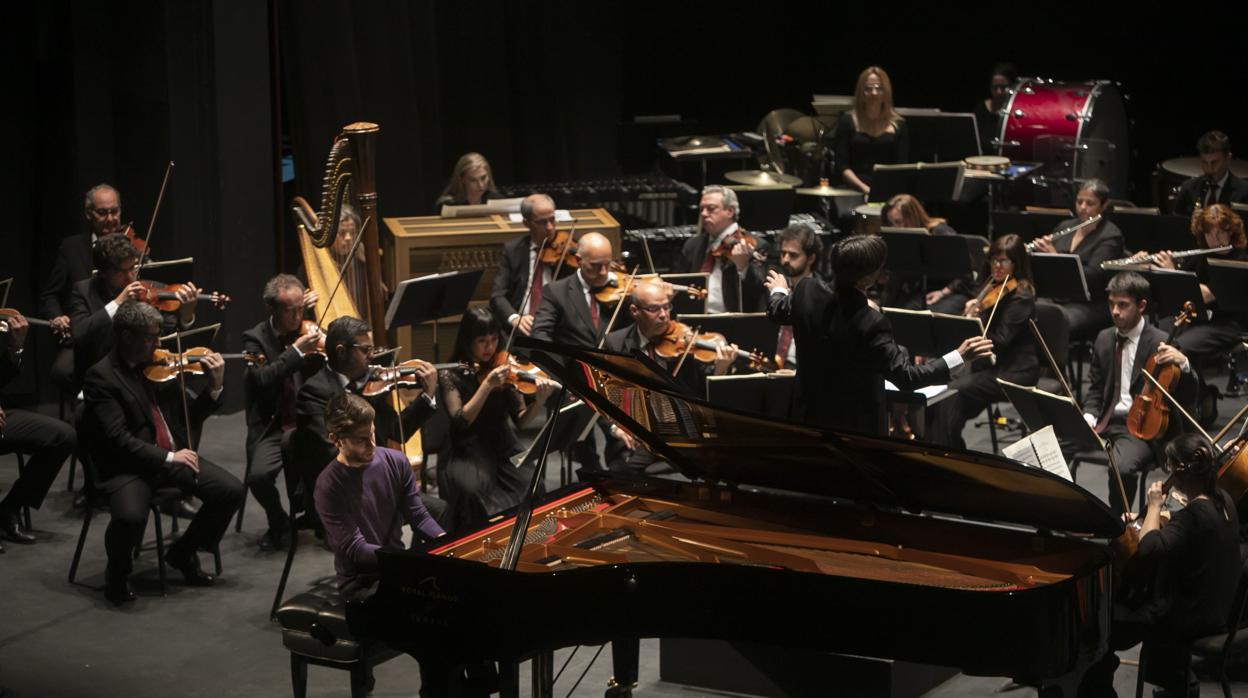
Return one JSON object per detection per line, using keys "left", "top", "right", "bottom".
{"left": 276, "top": 584, "right": 401, "bottom": 698}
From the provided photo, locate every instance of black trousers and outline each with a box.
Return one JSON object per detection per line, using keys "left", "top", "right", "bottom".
{"left": 1079, "top": 604, "right": 1197, "bottom": 697}
{"left": 0, "top": 408, "right": 75, "bottom": 511}
{"left": 105, "top": 458, "right": 244, "bottom": 577}
{"left": 246, "top": 428, "right": 290, "bottom": 532}
{"left": 926, "top": 369, "right": 1010, "bottom": 450}
{"left": 1100, "top": 419, "right": 1160, "bottom": 516}
{"left": 443, "top": 447, "right": 533, "bottom": 532}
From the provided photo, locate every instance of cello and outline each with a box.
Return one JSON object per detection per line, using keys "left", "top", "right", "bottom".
{"left": 1125, "top": 302, "right": 1195, "bottom": 441}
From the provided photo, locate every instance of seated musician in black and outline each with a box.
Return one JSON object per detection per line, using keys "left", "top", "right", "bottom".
{"left": 927, "top": 234, "right": 1038, "bottom": 450}
{"left": 292, "top": 315, "right": 446, "bottom": 531}
{"left": 1080, "top": 272, "right": 1196, "bottom": 516}
{"left": 439, "top": 307, "right": 555, "bottom": 531}
{"left": 832, "top": 66, "right": 909, "bottom": 195}
{"left": 769, "top": 222, "right": 822, "bottom": 369}
{"left": 766, "top": 234, "right": 993, "bottom": 435}
{"left": 1028, "top": 178, "right": 1125, "bottom": 342}
{"left": 1173, "top": 130, "right": 1248, "bottom": 216}
{"left": 81, "top": 301, "right": 243, "bottom": 603}
{"left": 679, "top": 185, "right": 768, "bottom": 314}
{"left": 0, "top": 311, "right": 75, "bottom": 550}
{"left": 490, "top": 194, "right": 573, "bottom": 336}
{"left": 68, "top": 233, "right": 199, "bottom": 390}
{"left": 972, "top": 63, "right": 1015, "bottom": 156}
{"left": 1081, "top": 434, "right": 1240, "bottom": 697}
{"left": 241, "top": 274, "right": 323, "bottom": 551}
{"left": 878, "top": 193, "right": 970, "bottom": 314}
{"left": 433, "top": 152, "right": 499, "bottom": 210}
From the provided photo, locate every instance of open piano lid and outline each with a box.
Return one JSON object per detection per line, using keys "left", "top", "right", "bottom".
{"left": 517, "top": 337, "right": 1125, "bottom": 540}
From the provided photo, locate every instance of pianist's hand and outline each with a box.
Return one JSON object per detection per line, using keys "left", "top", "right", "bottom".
{"left": 956, "top": 336, "right": 994, "bottom": 363}
{"left": 610, "top": 423, "right": 637, "bottom": 451}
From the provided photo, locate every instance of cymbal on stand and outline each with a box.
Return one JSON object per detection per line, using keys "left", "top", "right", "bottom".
{"left": 724, "top": 170, "right": 802, "bottom": 187}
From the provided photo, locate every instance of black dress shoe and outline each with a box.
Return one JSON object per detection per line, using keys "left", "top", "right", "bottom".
{"left": 105, "top": 576, "right": 137, "bottom": 605}
{"left": 165, "top": 549, "right": 215, "bottom": 586}
{"left": 161, "top": 498, "right": 200, "bottom": 519}
{"left": 257, "top": 527, "right": 290, "bottom": 552}
{"left": 0, "top": 509, "right": 35, "bottom": 544}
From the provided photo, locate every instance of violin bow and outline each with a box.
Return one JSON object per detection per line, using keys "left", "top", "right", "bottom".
{"left": 640, "top": 234, "right": 657, "bottom": 276}
{"left": 1213, "top": 401, "right": 1248, "bottom": 445}
{"left": 1027, "top": 318, "right": 1133, "bottom": 515}
{"left": 549, "top": 221, "right": 577, "bottom": 282}
{"left": 504, "top": 233, "right": 553, "bottom": 356}
{"left": 170, "top": 329, "right": 198, "bottom": 484}
{"left": 314, "top": 215, "right": 371, "bottom": 329}
{"left": 1139, "top": 370, "right": 1220, "bottom": 450}
{"left": 980, "top": 274, "right": 1010, "bottom": 338}
{"left": 672, "top": 324, "right": 700, "bottom": 377}
{"left": 575, "top": 266, "right": 641, "bottom": 444}
{"left": 136, "top": 161, "right": 175, "bottom": 279}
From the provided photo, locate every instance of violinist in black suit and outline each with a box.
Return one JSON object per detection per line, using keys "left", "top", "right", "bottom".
{"left": 240, "top": 274, "right": 323, "bottom": 551}
{"left": 1028, "top": 178, "right": 1125, "bottom": 341}
{"left": 81, "top": 301, "right": 243, "bottom": 604}
{"left": 0, "top": 311, "right": 76, "bottom": 551}
{"left": 766, "top": 235, "right": 993, "bottom": 435}
{"left": 490, "top": 194, "right": 573, "bottom": 335}
{"left": 1173, "top": 131, "right": 1248, "bottom": 216}
{"left": 292, "top": 315, "right": 446, "bottom": 528}
{"left": 40, "top": 184, "right": 126, "bottom": 384}
{"left": 1080, "top": 272, "right": 1197, "bottom": 515}
{"left": 679, "top": 185, "right": 768, "bottom": 314}
{"left": 927, "top": 234, "right": 1038, "bottom": 449}
{"left": 68, "top": 233, "right": 198, "bottom": 390}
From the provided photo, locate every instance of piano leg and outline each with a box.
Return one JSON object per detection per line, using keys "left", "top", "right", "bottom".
{"left": 608, "top": 638, "right": 640, "bottom": 695}
{"left": 497, "top": 660, "right": 520, "bottom": 697}
{"left": 531, "top": 650, "right": 554, "bottom": 697}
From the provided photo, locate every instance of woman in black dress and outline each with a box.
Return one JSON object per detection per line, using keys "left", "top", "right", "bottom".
{"left": 833, "top": 66, "right": 909, "bottom": 195}
{"left": 926, "top": 234, "right": 1038, "bottom": 449}
{"left": 439, "top": 307, "right": 555, "bottom": 530}
{"left": 434, "top": 152, "right": 500, "bottom": 209}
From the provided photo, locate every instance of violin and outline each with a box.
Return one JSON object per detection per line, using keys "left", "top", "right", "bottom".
{"left": 650, "top": 321, "right": 777, "bottom": 372}
{"left": 709, "top": 228, "right": 764, "bottom": 262}
{"left": 476, "top": 351, "right": 556, "bottom": 395}
{"left": 361, "top": 360, "right": 465, "bottom": 397}
{"left": 117, "top": 222, "right": 150, "bottom": 258}
{"left": 593, "top": 273, "right": 708, "bottom": 304}
{"left": 539, "top": 230, "right": 579, "bottom": 269}
{"left": 1125, "top": 302, "right": 1195, "bottom": 441}
{"left": 136, "top": 281, "right": 231, "bottom": 312}
{"left": 973, "top": 277, "right": 1018, "bottom": 312}
{"left": 143, "top": 347, "right": 264, "bottom": 383}
{"left": 0, "top": 308, "right": 70, "bottom": 341}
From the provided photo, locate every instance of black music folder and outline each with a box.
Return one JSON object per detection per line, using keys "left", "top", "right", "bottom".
{"left": 868, "top": 162, "right": 965, "bottom": 204}
{"left": 897, "top": 110, "right": 982, "bottom": 162}
{"left": 1206, "top": 258, "right": 1248, "bottom": 313}
{"left": 883, "top": 307, "right": 983, "bottom": 357}
{"left": 705, "top": 372, "right": 795, "bottom": 419}
{"left": 998, "top": 379, "right": 1101, "bottom": 451}
{"left": 1030, "top": 253, "right": 1090, "bottom": 303}
{"left": 677, "top": 312, "right": 776, "bottom": 360}
{"left": 880, "top": 229, "right": 979, "bottom": 279}
{"left": 1135, "top": 268, "right": 1205, "bottom": 319}
{"left": 384, "top": 269, "right": 483, "bottom": 331}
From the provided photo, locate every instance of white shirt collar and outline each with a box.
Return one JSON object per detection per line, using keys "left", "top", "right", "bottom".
{"left": 576, "top": 268, "right": 615, "bottom": 293}
{"left": 1120, "top": 316, "right": 1145, "bottom": 342}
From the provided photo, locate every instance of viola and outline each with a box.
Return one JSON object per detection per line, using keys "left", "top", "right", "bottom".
{"left": 709, "top": 228, "right": 764, "bottom": 261}
{"left": 650, "top": 321, "right": 776, "bottom": 372}
{"left": 974, "top": 277, "right": 1018, "bottom": 312}
{"left": 143, "top": 347, "right": 263, "bottom": 383}
{"left": 593, "top": 273, "right": 708, "bottom": 304}
{"left": 1125, "top": 302, "right": 1195, "bottom": 441}
{"left": 136, "top": 281, "right": 231, "bottom": 312}
{"left": 0, "top": 308, "right": 70, "bottom": 341}
{"left": 117, "top": 222, "right": 150, "bottom": 258}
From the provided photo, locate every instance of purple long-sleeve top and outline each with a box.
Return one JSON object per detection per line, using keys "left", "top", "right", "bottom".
{"left": 314, "top": 446, "right": 445, "bottom": 588}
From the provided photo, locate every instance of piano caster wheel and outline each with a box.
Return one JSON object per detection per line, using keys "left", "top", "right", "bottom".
{"left": 605, "top": 678, "right": 636, "bottom": 697}
{"left": 624, "top": 575, "right": 638, "bottom": 592}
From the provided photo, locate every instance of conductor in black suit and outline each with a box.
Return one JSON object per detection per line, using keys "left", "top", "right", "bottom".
{"left": 1080, "top": 272, "right": 1196, "bottom": 515}
{"left": 40, "top": 184, "right": 127, "bottom": 385}
{"left": 680, "top": 185, "right": 768, "bottom": 314}
{"left": 240, "top": 274, "right": 323, "bottom": 551}
{"left": 766, "top": 235, "right": 992, "bottom": 435}
{"left": 292, "top": 315, "right": 446, "bottom": 528}
{"left": 490, "top": 193, "right": 573, "bottom": 335}
{"left": 81, "top": 301, "right": 244, "bottom": 603}
{"left": 1173, "top": 131, "right": 1248, "bottom": 215}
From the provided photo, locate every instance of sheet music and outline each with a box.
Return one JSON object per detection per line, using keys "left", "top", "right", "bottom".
{"left": 1002, "top": 425, "right": 1072, "bottom": 482}
{"left": 883, "top": 380, "right": 948, "bottom": 400}
{"left": 507, "top": 210, "right": 573, "bottom": 223}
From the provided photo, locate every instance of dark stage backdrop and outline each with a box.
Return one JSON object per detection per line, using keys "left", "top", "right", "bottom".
{"left": 7, "top": 1, "right": 1245, "bottom": 409}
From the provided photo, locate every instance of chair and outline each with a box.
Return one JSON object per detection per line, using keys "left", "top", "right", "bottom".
{"left": 14, "top": 453, "right": 32, "bottom": 531}
{"left": 1069, "top": 449, "right": 1150, "bottom": 513}
{"left": 1033, "top": 300, "right": 1071, "bottom": 395}
{"left": 1185, "top": 557, "right": 1248, "bottom": 698}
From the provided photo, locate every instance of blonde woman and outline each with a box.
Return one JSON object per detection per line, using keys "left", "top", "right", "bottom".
{"left": 435, "top": 152, "right": 498, "bottom": 208}
{"left": 833, "top": 66, "right": 909, "bottom": 194}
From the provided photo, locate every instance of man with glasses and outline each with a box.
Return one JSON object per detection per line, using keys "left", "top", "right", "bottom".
{"left": 491, "top": 193, "right": 574, "bottom": 335}
{"left": 679, "top": 185, "right": 768, "bottom": 314}
{"left": 240, "top": 274, "right": 322, "bottom": 551}
{"left": 293, "top": 316, "right": 446, "bottom": 533}
{"left": 81, "top": 301, "right": 242, "bottom": 604}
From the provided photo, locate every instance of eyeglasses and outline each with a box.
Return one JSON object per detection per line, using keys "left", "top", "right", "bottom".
{"left": 990, "top": 257, "right": 1012, "bottom": 267}
{"left": 90, "top": 207, "right": 121, "bottom": 217}
{"left": 638, "top": 303, "right": 672, "bottom": 314}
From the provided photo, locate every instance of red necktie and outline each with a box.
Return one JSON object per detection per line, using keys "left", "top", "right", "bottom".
{"left": 1095, "top": 334, "right": 1128, "bottom": 433}
{"left": 144, "top": 382, "right": 176, "bottom": 450}
{"left": 700, "top": 251, "right": 715, "bottom": 273}
{"left": 776, "top": 325, "right": 794, "bottom": 366}
{"left": 588, "top": 291, "right": 600, "bottom": 330}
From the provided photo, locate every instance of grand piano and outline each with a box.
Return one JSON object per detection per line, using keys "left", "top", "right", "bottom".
{"left": 349, "top": 338, "right": 1125, "bottom": 696}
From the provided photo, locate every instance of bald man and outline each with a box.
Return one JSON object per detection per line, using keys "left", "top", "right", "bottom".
{"left": 490, "top": 194, "right": 574, "bottom": 335}
{"left": 530, "top": 232, "right": 630, "bottom": 347}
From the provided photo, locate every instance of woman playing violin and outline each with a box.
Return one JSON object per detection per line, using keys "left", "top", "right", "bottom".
{"left": 439, "top": 307, "right": 556, "bottom": 530}
{"left": 1081, "top": 433, "right": 1240, "bottom": 697}
{"left": 927, "top": 234, "right": 1039, "bottom": 449}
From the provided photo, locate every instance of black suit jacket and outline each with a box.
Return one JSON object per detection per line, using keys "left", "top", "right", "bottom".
{"left": 1052, "top": 218, "right": 1125, "bottom": 302}
{"left": 489, "top": 235, "right": 574, "bottom": 327}
{"left": 679, "top": 232, "right": 768, "bottom": 313}
{"left": 976, "top": 285, "right": 1039, "bottom": 384}
{"left": 530, "top": 273, "right": 630, "bottom": 349}
{"left": 241, "top": 319, "right": 321, "bottom": 455}
{"left": 39, "top": 233, "right": 94, "bottom": 319}
{"left": 82, "top": 350, "right": 221, "bottom": 492}
{"left": 768, "top": 280, "right": 950, "bottom": 435}
{"left": 292, "top": 365, "right": 437, "bottom": 481}
{"left": 1174, "top": 173, "right": 1248, "bottom": 216}
{"left": 68, "top": 276, "right": 180, "bottom": 389}
{"left": 1082, "top": 323, "right": 1197, "bottom": 426}
{"left": 603, "top": 325, "right": 710, "bottom": 397}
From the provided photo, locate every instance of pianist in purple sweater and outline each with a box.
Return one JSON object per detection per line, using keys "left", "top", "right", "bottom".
{"left": 314, "top": 393, "right": 445, "bottom": 591}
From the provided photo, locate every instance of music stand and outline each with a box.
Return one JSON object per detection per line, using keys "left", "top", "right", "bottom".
{"left": 1110, "top": 209, "right": 1191, "bottom": 253}
{"left": 660, "top": 272, "right": 709, "bottom": 316}
{"left": 1136, "top": 268, "right": 1205, "bottom": 319}
{"left": 868, "top": 162, "right": 965, "bottom": 204}
{"left": 1031, "top": 253, "right": 1090, "bottom": 303}
{"left": 897, "top": 109, "right": 982, "bottom": 161}
{"left": 705, "top": 373, "right": 794, "bottom": 419}
{"left": 384, "top": 269, "right": 484, "bottom": 362}
{"left": 880, "top": 230, "right": 979, "bottom": 282}
{"left": 883, "top": 308, "right": 983, "bottom": 357}
{"left": 998, "top": 379, "right": 1101, "bottom": 451}
{"left": 728, "top": 185, "right": 795, "bottom": 232}
{"left": 1206, "top": 258, "right": 1248, "bottom": 313}
{"left": 677, "top": 312, "right": 776, "bottom": 362}
{"left": 139, "top": 257, "right": 195, "bottom": 286}
{"left": 880, "top": 229, "right": 928, "bottom": 275}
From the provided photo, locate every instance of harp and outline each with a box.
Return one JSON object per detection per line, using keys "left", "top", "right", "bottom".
{"left": 292, "top": 122, "right": 422, "bottom": 462}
